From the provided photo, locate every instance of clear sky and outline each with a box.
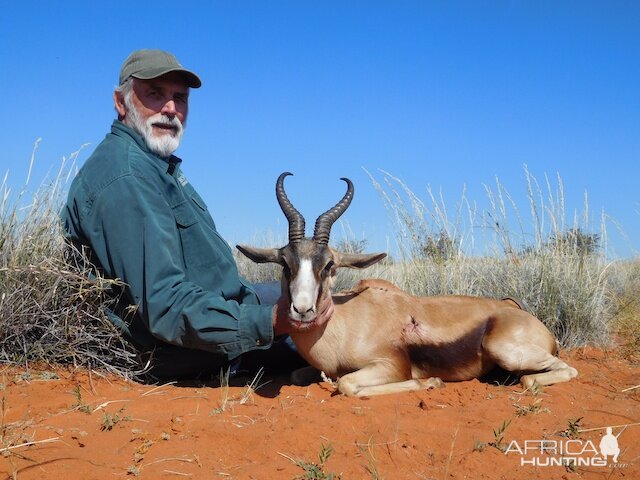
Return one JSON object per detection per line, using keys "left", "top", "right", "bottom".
{"left": 2, "top": 1, "right": 638, "bottom": 257}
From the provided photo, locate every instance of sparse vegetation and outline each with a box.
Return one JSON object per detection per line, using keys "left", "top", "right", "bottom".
{"left": 210, "top": 367, "right": 267, "bottom": 414}
{"left": 70, "top": 385, "right": 92, "bottom": 414}
{"left": 282, "top": 443, "right": 343, "bottom": 480}
{"left": 560, "top": 417, "right": 584, "bottom": 439}
{"left": 100, "top": 407, "right": 131, "bottom": 431}
{"left": 477, "top": 419, "right": 512, "bottom": 452}
{"left": 210, "top": 368, "right": 231, "bottom": 415}
{"left": 357, "top": 438, "right": 383, "bottom": 480}
{"left": 513, "top": 397, "right": 548, "bottom": 417}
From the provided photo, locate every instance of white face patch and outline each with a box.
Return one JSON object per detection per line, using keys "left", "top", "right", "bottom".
{"left": 289, "top": 258, "right": 319, "bottom": 321}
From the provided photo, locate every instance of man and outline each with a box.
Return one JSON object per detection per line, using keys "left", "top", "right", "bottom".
{"left": 599, "top": 427, "right": 621, "bottom": 464}
{"left": 62, "top": 49, "right": 332, "bottom": 380}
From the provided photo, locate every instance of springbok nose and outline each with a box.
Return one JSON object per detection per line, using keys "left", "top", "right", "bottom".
{"left": 292, "top": 304, "right": 315, "bottom": 315}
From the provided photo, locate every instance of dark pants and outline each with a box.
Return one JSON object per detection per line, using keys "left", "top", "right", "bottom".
{"left": 141, "top": 282, "right": 307, "bottom": 381}
{"left": 142, "top": 336, "right": 307, "bottom": 382}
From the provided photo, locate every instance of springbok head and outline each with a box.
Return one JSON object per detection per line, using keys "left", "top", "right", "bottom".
{"left": 237, "top": 172, "right": 386, "bottom": 328}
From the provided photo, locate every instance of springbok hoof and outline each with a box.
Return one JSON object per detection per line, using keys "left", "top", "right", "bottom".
{"left": 423, "top": 377, "right": 445, "bottom": 389}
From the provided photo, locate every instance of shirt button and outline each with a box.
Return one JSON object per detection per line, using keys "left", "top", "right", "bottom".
{"left": 256, "top": 339, "right": 263, "bottom": 346}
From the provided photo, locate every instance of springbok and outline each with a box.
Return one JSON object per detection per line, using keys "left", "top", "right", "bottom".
{"left": 237, "top": 173, "right": 578, "bottom": 397}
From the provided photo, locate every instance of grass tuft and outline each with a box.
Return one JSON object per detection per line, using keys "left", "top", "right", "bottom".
{"left": 0, "top": 143, "right": 141, "bottom": 377}
{"left": 280, "top": 443, "right": 343, "bottom": 480}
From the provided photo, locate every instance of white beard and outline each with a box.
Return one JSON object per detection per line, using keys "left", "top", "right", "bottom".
{"left": 123, "top": 93, "right": 185, "bottom": 158}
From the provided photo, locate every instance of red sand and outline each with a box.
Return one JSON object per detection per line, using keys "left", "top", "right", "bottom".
{"left": 1, "top": 347, "right": 638, "bottom": 479}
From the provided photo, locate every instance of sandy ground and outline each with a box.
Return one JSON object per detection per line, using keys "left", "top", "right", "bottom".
{"left": 0, "top": 347, "right": 638, "bottom": 480}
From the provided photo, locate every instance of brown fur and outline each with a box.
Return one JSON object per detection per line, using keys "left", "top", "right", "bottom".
{"left": 289, "top": 279, "right": 577, "bottom": 397}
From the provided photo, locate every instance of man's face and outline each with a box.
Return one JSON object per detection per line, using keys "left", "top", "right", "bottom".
{"left": 116, "top": 72, "right": 190, "bottom": 158}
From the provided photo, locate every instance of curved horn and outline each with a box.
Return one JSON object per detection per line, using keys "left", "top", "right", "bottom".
{"left": 276, "top": 172, "right": 306, "bottom": 243}
{"left": 313, "top": 177, "right": 354, "bottom": 245}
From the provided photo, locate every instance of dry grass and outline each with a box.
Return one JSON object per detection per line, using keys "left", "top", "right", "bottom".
{"left": 0, "top": 142, "right": 140, "bottom": 377}
{"left": 0, "top": 143, "right": 635, "bottom": 377}
{"left": 609, "top": 258, "right": 640, "bottom": 361}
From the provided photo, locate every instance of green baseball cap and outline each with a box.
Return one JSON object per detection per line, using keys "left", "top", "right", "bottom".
{"left": 119, "top": 49, "right": 202, "bottom": 88}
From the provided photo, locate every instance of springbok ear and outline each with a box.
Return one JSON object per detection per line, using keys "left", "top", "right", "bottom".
{"left": 236, "top": 245, "right": 283, "bottom": 264}
{"left": 335, "top": 252, "right": 387, "bottom": 269}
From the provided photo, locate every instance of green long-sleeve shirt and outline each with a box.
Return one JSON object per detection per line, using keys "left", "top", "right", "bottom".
{"left": 62, "top": 120, "right": 274, "bottom": 361}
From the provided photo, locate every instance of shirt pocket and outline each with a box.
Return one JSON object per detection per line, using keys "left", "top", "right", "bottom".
{"left": 171, "top": 200, "right": 216, "bottom": 269}
{"left": 171, "top": 200, "right": 198, "bottom": 228}
{"left": 189, "top": 192, "right": 218, "bottom": 231}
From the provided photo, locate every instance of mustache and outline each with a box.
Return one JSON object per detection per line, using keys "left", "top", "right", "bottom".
{"left": 149, "top": 114, "right": 184, "bottom": 131}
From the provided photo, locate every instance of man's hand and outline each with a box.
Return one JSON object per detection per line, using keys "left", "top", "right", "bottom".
{"left": 272, "top": 294, "right": 334, "bottom": 336}
{"left": 272, "top": 295, "right": 293, "bottom": 336}
{"left": 314, "top": 294, "right": 334, "bottom": 327}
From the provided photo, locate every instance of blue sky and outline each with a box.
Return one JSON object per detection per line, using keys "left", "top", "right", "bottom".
{"left": 2, "top": 1, "right": 638, "bottom": 257}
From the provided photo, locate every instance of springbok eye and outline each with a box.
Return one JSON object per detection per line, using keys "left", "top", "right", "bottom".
{"left": 323, "top": 261, "right": 335, "bottom": 273}
{"left": 280, "top": 257, "right": 291, "bottom": 277}
{"left": 282, "top": 264, "right": 291, "bottom": 277}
